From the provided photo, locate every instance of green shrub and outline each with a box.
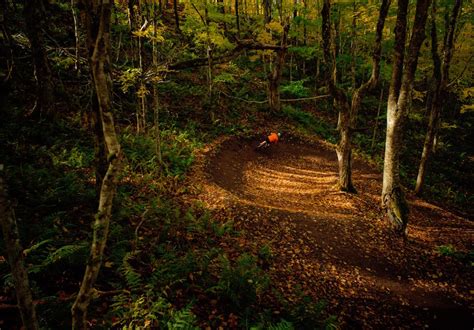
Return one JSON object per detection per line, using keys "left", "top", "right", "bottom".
{"left": 120, "top": 128, "right": 201, "bottom": 177}
{"left": 437, "top": 245, "right": 474, "bottom": 264}
{"left": 161, "top": 129, "right": 200, "bottom": 177}
{"left": 111, "top": 293, "right": 198, "bottom": 329}
{"left": 210, "top": 254, "right": 270, "bottom": 309}
{"left": 281, "top": 106, "right": 336, "bottom": 143}
{"left": 281, "top": 80, "right": 310, "bottom": 98}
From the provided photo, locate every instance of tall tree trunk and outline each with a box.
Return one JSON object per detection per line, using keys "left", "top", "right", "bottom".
{"left": 173, "top": 0, "right": 180, "bottom": 32}
{"left": 79, "top": 0, "right": 108, "bottom": 198}
{"left": 323, "top": 0, "right": 390, "bottom": 193}
{"left": 0, "top": 0, "right": 14, "bottom": 99}
{"left": 204, "top": 1, "right": 213, "bottom": 98}
{"left": 276, "top": 0, "right": 282, "bottom": 21}
{"left": 263, "top": 0, "right": 271, "bottom": 23}
{"left": 92, "top": 98, "right": 108, "bottom": 199}
{"left": 137, "top": 15, "right": 148, "bottom": 133}
{"left": 72, "top": 1, "right": 123, "bottom": 328}
{"left": 350, "top": 1, "right": 357, "bottom": 88}
{"left": 268, "top": 23, "right": 289, "bottom": 112}
{"left": 128, "top": 0, "right": 137, "bottom": 64}
{"left": 333, "top": 4, "right": 341, "bottom": 82}
{"left": 371, "top": 84, "right": 385, "bottom": 150}
{"left": 303, "top": 0, "right": 307, "bottom": 47}
{"left": 23, "top": 0, "right": 54, "bottom": 116}
{"left": 322, "top": 0, "right": 352, "bottom": 191}
{"left": 235, "top": 0, "right": 240, "bottom": 38}
{"left": 415, "top": 0, "right": 462, "bottom": 195}
{"left": 0, "top": 166, "right": 39, "bottom": 330}
{"left": 350, "top": 0, "right": 390, "bottom": 126}
{"left": 382, "top": 0, "right": 431, "bottom": 235}
{"left": 152, "top": 2, "right": 163, "bottom": 166}
{"left": 217, "top": 0, "right": 226, "bottom": 31}
{"left": 72, "top": 0, "right": 80, "bottom": 73}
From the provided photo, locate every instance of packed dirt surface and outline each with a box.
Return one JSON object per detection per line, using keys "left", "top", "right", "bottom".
{"left": 196, "top": 136, "right": 473, "bottom": 329}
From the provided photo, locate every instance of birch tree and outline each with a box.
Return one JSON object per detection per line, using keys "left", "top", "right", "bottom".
{"left": 382, "top": 0, "right": 431, "bottom": 235}
{"left": 72, "top": 1, "right": 123, "bottom": 328}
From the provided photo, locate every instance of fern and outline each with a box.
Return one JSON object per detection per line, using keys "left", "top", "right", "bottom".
{"left": 269, "top": 320, "right": 295, "bottom": 330}
{"left": 23, "top": 239, "right": 53, "bottom": 257}
{"left": 27, "top": 242, "right": 88, "bottom": 274}
{"left": 167, "top": 305, "right": 199, "bottom": 329}
{"left": 43, "top": 243, "right": 88, "bottom": 265}
{"left": 121, "top": 252, "right": 143, "bottom": 291}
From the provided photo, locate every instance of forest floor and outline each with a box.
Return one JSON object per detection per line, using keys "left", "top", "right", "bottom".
{"left": 189, "top": 135, "right": 473, "bottom": 329}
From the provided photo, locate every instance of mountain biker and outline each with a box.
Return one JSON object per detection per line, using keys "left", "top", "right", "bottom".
{"left": 257, "top": 132, "right": 281, "bottom": 149}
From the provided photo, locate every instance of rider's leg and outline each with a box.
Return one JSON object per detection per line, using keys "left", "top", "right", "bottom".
{"left": 257, "top": 140, "right": 267, "bottom": 148}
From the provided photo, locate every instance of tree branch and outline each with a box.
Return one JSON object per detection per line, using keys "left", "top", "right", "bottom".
{"left": 168, "top": 39, "right": 286, "bottom": 70}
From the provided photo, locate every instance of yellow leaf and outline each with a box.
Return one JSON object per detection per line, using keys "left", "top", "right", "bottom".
{"left": 412, "top": 89, "right": 426, "bottom": 102}
{"left": 460, "top": 104, "right": 474, "bottom": 114}
{"left": 104, "top": 261, "right": 113, "bottom": 268}
{"left": 266, "top": 21, "right": 283, "bottom": 34}
{"left": 461, "top": 87, "right": 474, "bottom": 99}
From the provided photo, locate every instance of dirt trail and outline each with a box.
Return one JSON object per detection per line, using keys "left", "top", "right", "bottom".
{"left": 198, "top": 137, "right": 473, "bottom": 329}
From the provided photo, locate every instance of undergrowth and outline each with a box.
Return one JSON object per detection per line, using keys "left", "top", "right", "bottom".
{"left": 0, "top": 105, "right": 333, "bottom": 328}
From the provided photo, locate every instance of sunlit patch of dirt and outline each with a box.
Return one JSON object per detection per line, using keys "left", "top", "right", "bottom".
{"left": 193, "top": 136, "right": 474, "bottom": 329}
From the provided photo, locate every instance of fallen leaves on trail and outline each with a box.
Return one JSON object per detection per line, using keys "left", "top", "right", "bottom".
{"left": 192, "top": 136, "right": 474, "bottom": 328}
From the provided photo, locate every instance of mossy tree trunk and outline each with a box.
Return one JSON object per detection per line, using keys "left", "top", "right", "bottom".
{"left": 382, "top": 0, "right": 431, "bottom": 235}
{"left": 72, "top": 1, "right": 123, "bottom": 328}
{"left": 0, "top": 166, "right": 39, "bottom": 330}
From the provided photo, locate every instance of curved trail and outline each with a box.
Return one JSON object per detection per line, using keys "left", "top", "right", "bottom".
{"left": 201, "top": 137, "right": 473, "bottom": 328}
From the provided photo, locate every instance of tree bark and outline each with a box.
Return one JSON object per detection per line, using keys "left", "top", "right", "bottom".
{"left": 0, "top": 166, "right": 39, "bottom": 330}
{"left": 350, "top": 0, "right": 390, "bottom": 126}
{"left": 72, "top": 0, "right": 80, "bottom": 72}
{"left": 78, "top": 0, "right": 108, "bottom": 199}
{"left": 152, "top": 2, "right": 162, "bottom": 166}
{"left": 0, "top": 0, "right": 14, "bottom": 99}
{"left": 350, "top": 1, "right": 357, "bottom": 89}
{"left": 173, "top": 0, "right": 180, "bottom": 32}
{"left": 382, "top": 0, "right": 431, "bottom": 235}
{"left": 263, "top": 0, "right": 271, "bottom": 24}
{"left": 322, "top": 0, "right": 352, "bottom": 192}
{"left": 23, "top": 0, "right": 54, "bottom": 116}
{"left": 322, "top": 0, "right": 390, "bottom": 192}
{"left": 268, "top": 22, "right": 289, "bottom": 113}
{"left": 235, "top": 0, "right": 240, "bottom": 38}
{"left": 217, "top": 0, "right": 226, "bottom": 31}
{"left": 415, "top": 0, "right": 462, "bottom": 195}
{"left": 72, "top": 1, "right": 123, "bottom": 328}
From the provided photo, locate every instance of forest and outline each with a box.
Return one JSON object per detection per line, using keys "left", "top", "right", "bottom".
{"left": 0, "top": 0, "right": 473, "bottom": 328}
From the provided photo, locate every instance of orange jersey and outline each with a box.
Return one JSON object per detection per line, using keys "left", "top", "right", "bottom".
{"left": 268, "top": 132, "right": 279, "bottom": 143}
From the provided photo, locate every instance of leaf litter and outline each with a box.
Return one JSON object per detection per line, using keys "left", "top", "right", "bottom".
{"left": 186, "top": 135, "right": 474, "bottom": 329}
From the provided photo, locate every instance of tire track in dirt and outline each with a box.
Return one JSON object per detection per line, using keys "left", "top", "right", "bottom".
{"left": 203, "top": 136, "right": 473, "bottom": 328}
